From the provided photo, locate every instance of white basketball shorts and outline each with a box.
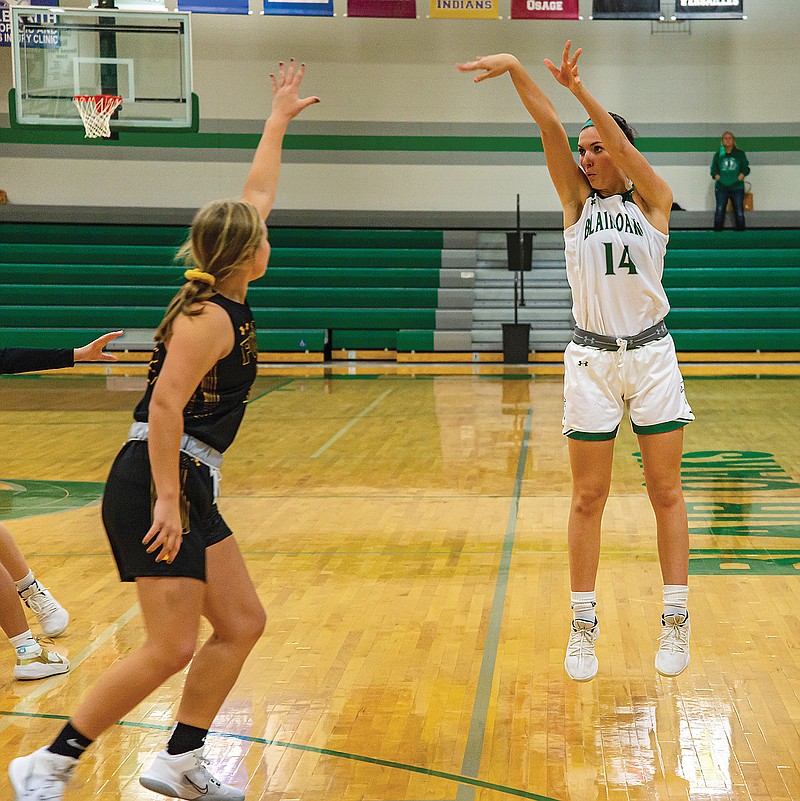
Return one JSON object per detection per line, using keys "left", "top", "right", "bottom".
{"left": 562, "top": 334, "right": 694, "bottom": 440}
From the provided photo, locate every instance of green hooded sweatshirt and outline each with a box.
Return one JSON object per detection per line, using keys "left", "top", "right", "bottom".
{"left": 711, "top": 147, "right": 750, "bottom": 190}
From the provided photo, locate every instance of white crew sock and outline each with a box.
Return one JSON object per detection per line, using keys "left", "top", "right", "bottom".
{"left": 570, "top": 590, "right": 597, "bottom": 624}
{"left": 10, "top": 630, "right": 41, "bottom": 659}
{"left": 14, "top": 570, "right": 35, "bottom": 594}
{"left": 663, "top": 584, "right": 689, "bottom": 620}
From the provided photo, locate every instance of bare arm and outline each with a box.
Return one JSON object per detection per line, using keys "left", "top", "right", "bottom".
{"left": 457, "top": 54, "right": 590, "bottom": 223}
{"left": 545, "top": 41, "right": 673, "bottom": 230}
{"left": 242, "top": 59, "right": 320, "bottom": 220}
{"left": 142, "top": 306, "right": 232, "bottom": 564}
{"left": 73, "top": 330, "right": 123, "bottom": 362}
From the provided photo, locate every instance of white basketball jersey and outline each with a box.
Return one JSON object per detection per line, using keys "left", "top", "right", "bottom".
{"left": 563, "top": 189, "right": 670, "bottom": 337}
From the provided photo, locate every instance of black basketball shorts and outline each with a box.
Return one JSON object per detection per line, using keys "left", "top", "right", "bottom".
{"left": 101, "top": 440, "right": 233, "bottom": 582}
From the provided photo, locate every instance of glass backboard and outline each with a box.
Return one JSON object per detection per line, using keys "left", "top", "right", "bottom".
{"left": 10, "top": 7, "right": 195, "bottom": 130}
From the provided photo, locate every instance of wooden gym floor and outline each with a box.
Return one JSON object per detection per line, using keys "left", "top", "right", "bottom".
{"left": 0, "top": 368, "right": 798, "bottom": 801}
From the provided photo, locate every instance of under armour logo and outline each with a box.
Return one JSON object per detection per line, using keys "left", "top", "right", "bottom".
{"left": 577, "top": 360, "right": 589, "bottom": 367}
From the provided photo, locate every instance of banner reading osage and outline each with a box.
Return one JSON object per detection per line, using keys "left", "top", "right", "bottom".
{"left": 512, "top": 0, "right": 578, "bottom": 19}
{"left": 674, "top": 0, "right": 743, "bottom": 19}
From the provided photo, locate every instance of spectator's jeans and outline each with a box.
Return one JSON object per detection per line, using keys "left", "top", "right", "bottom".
{"left": 714, "top": 185, "right": 746, "bottom": 230}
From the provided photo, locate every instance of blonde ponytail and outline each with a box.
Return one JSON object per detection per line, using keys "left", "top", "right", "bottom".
{"left": 155, "top": 200, "right": 263, "bottom": 343}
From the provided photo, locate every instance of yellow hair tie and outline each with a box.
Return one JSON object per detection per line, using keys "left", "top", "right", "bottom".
{"left": 184, "top": 269, "right": 216, "bottom": 286}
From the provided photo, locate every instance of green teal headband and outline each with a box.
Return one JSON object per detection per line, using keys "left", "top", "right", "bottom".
{"left": 580, "top": 119, "right": 595, "bottom": 131}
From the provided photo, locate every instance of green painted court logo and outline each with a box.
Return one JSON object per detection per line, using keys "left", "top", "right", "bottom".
{"left": 632, "top": 452, "right": 800, "bottom": 575}
{"left": 0, "top": 479, "right": 105, "bottom": 521}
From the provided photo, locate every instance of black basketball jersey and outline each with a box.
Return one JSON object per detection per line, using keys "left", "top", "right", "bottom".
{"left": 133, "top": 293, "right": 258, "bottom": 453}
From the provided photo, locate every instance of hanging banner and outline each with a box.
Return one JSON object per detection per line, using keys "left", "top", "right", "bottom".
{"left": 591, "top": 0, "right": 661, "bottom": 18}
{"left": 1, "top": 0, "right": 59, "bottom": 48}
{"left": 179, "top": 0, "right": 248, "bottom": 12}
{"left": 347, "top": 0, "right": 415, "bottom": 16}
{"left": 263, "top": 0, "right": 333, "bottom": 15}
{"left": 429, "top": 0, "right": 498, "bottom": 19}
{"left": 511, "top": 0, "right": 578, "bottom": 19}
{"left": 673, "top": 0, "right": 743, "bottom": 19}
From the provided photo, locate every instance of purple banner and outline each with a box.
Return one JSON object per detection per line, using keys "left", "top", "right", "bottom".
{"left": 347, "top": 0, "right": 415, "bottom": 17}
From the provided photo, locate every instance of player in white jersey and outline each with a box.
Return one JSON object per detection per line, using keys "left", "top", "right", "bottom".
{"left": 458, "top": 42, "right": 693, "bottom": 681}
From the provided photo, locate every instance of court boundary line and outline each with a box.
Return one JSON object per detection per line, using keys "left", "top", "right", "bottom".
{"left": 456, "top": 407, "right": 534, "bottom": 801}
{"left": 311, "top": 388, "right": 394, "bottom": 458}
{"left": 0, "top": 711, "right": 561, "bottom": 801}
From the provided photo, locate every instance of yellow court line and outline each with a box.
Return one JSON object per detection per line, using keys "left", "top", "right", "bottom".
{"left": 310, "top": 388, "right": 394, "bottom": 458}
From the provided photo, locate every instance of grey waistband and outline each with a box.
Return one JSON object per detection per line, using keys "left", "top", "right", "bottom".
{"left": 127, "top": 422, "right": 223, "bottom": 470}
{"left": 572, "top": 320, "right": 669, "bottom": 351}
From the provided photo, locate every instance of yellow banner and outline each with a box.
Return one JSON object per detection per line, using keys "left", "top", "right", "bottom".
{"left": 429, "top": 0, "right": 498, "bottom": 18}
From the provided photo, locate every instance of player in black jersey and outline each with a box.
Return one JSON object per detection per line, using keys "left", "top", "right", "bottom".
{"left": 10, "top": 61, "right": 320, "bottom": 801}
{"left": 0, "top": 333, "right": 122, "bottom": 682}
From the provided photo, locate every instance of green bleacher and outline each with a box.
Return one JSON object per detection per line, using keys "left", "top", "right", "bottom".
{"left": 0, "top": 223, "right": 445, "bottom": 353}
{"left": 664, "top": 230, "right": 800, "bottom": 351}
{"left": 0, "top": 223, "right": 797, "bottom": 355}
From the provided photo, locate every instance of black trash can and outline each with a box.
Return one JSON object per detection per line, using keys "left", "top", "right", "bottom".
{"left": 501, "top": 323, "right": 531, "bottom": 364}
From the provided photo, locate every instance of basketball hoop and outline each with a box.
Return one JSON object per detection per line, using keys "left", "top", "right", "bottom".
{"left": 73, "top": 95, "right": 123, "bottom": 139}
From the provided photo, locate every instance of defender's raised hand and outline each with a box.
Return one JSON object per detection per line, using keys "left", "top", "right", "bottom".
{"left": 457, "top": 54, "right": 520, "bottom": 83}
{"left": 270, "top": 59, "right": 320, "bottom": 121}
{"left": 544, "top": 40, "right": 583, "bottom": 92}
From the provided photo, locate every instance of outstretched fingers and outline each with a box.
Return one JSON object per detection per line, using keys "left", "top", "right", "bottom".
{"left": 455, "top": 58, "right": 483, "bottom": 72}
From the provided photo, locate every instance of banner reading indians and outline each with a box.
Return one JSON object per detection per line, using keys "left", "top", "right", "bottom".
{"left": 511, "top": 0, "right": 578, "bottom": 19}
{"left": 673, "top": 0, "right": 743, "bottom": 19}
{"left": 591, "top": 0, "right": 661, "bottom": 19}
{"left": 429, "top": 0, "right": 499, "bottom": 20}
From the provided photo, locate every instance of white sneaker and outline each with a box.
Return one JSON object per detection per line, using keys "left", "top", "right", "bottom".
{"left": 655, "top": 612, "right": 691, "bottom": 677}
{"left": 14, "top": 644, "right": 70, "bottom": 681}
{"left": 20, "top": 582, "right": 69, "bottom": 638}
{"left": 564, "top": 619, "right": 600, "bottom": 682}
{"left": 140, "top": 748, "right": 245, "bottom": 800}
{"left": 9, "top": 747, "right": 77, "bottom": 801}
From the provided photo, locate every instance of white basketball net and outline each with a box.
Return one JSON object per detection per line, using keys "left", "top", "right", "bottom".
{"left": 73, "top": 95, "right": 123, "bottom": 139}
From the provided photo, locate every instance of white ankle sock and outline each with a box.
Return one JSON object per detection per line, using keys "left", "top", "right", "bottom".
{"left": 15, "top": 570, "right": 35, "bottom": 594}
{"left": 571, "top": 590, "right": 597, "bottom": 624}
{"left": 10, "top": 630, "right": 40, "bottom": 658}
{"left": 663, "top": 584, "right": 688, "bottom": 619}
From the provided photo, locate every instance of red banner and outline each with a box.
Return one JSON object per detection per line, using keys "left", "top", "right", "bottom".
{"left": 511, "top": 0, "right": 578, "bottom": 18}
{"left": 347, "top": 0, "right": 416, "bottom": 16}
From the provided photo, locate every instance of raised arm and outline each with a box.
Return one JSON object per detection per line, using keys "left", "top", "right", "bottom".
{"left": 457, "top": 54, "right": 590, "bottom": 223}
{"left": 545, "top": 41, "right": 673, "bottom": 226}
{"left": 241, "top": 59, "right": 320, "bottom": 221}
